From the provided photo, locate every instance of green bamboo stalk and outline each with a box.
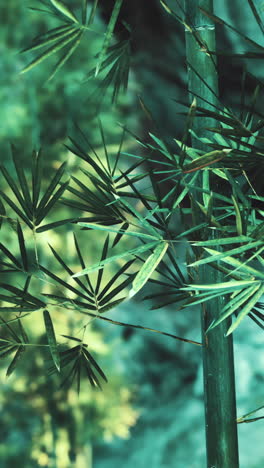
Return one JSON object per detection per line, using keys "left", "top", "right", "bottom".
{"left": 184, "top": 1, "right": 239, "bottom": 466}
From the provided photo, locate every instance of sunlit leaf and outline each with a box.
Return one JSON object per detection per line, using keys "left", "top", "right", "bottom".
{"left": 50, "top": 0, "right": 78, "bottom": 23}
{"left": 72, "top": 240, "right": 160, "bottom": 277}
{"left": 130, "top": 241, "right": 169, "bottom": 297}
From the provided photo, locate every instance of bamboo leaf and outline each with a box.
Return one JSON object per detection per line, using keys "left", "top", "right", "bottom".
{"left": 182, "top": 149, "right": 231, "bottom": 173}
{"left": 47, "top": 31, "right": 83, "bottom": 81}
{"left": 43, "top": 309, "right": 60, "bottom": 371}
{"left": 78, "top": 222, "right": 158, "bottom": 240}
{"left": 0, "top": 243, "right": 22, "bottom": 270}
{"left": 36, "top": 180, "right": 69, "bottom": 225}
{"left": 95, "top": 0, "right": 123, "bottom": 76}
{"left": 72, "top": 241, "right": 160, "bottom": 277}
{"left": 130, "top": 241, "right": 169, "bottom": 297}
{"left": 0, "top": 165, "right": 32, "bottom": 219}
{"left": 88, "top": 0, "right": 99, "bottom": 25}
{"left": 182, "top": 280, "right": 259, "bottom": 291}
{"left": 21, "top": 26, "right": 75, "bottom": 53}
{"left": 226, "top": 283, "right": 264, "bottom": 335}
{"left": 189, "top": 240, "right": 263, "bottom": 267}
{"left": 208, "top": 284, "right": 260, "bottom": 331}
{"left": 16, "top": 221, "right": 28, "bottom": 271}
{"left": 37, "top": 162, "right": 66, "bottom": 216}
{"left": 20, "top": 29, "right": 80, "bottom": 74}
{"left": 202, "top": 249, "right": 264, "bottom": 280}
{"left": 6, "top": 346, "right": 25, "bottom": 377}
{"left": 193, "top": 236, "right": 254, "bottom": 246}
{"left": 50, "top": 0, "right": 78, "bottom": 23}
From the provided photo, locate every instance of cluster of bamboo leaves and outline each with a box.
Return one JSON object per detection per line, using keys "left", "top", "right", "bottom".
{"left": 0, "top": 0, "right": 263, "bottom": 391}
{"left": 21, "top": 0, "right": 130, "bottom": 102}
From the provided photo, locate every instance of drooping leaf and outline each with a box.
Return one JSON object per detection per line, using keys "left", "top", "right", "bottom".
{"left": 6, "top": 346, "right": 25, "bottom": 377}
{"left": 43, "top": 309, "right": 60, "bottom": 371}
{"left": 130, "top": 241, "right": 169, "bottom": 297}
{"left": 226, "top": 283, "right": 264, "bottom": 335}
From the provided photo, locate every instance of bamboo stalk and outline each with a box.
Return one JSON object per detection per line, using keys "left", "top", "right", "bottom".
{"left": 184, "top": 1, "right": 239, "bottom": 466}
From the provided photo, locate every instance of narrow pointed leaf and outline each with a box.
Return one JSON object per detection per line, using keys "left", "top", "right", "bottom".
{"left": 227, "top": 283, "right": 264, "bottom": 335}
{"left": 6, "top": 346, "right": 25, "bottom": 377}
{"left": 182, "top": 280, "right": 259, "bottom": 291}
{"left": 88, "top": 0, "right": 99, "bottom": 25}
{"left": 193, "top": 236, "right": 254, "bottom": 246}
{"left": 0, "top": 165, "right": 32, "bottom": 219}
{"left": 208, "top": 284, "right": 260, "bottom": 331}
{"left": 36, "top": 180, "right": 69, "bottom": 225}
{"left": 20, "top": 29, "right": 80, "bottom": 74}
{"left": 72, "top": 241, "right": 160, "bottom": 277}
{"left": 16, "top": 221, "right": 28, "bottom": 271}
{"left": 43, "top": 309, "right": 60, "bottom": 371}
{"left": 50, "top": 0, "right": 78, "bottom": 23}
{"left": 189, "top": 241, "right": 263, "bottom": 267}
{"left": 130, "top": 241, "right": 169, "bottom": 297}
{"left": 95, "top": 0, "right": 123, "bottom": 76}
{"left": 0, "top": 190, "right": 33, "bottom": 229}
{"left": 78, "top": 222, "right": 158, "bottom": 240}
{"left": 47, "top": 31, "right": 83, "bottom": 81}
{"left": 182, "top": 149, "right": 231, "bottom": 173}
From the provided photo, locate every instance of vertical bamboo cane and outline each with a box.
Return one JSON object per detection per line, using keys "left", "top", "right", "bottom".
{"left": 184, "top": 1, "right": 239, "bottom": 466}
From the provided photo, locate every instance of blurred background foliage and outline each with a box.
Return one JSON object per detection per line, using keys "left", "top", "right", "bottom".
{"left": 0, "top": 1, "right": 139, "bottom": 467}
{"left": 1, "top": 1, "right": 264, "bottom": 467}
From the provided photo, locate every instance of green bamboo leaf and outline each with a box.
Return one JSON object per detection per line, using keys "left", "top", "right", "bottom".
{"left": 203, "top": 249, "right": 264, "bottom": 280}
{"left": 88, "top": 0, "right": 99, "bottom": 25}
{"left": 16, "top": 221, "right": 28, "bottom": 271}
{"left": 0, "top": 165, "right": 32, "bottom": 219}
{"left": 0, "top": 198, "right": 5, "bottom": 229}
{"left": 114, "top": 195, "right": 161, "bottom": 238}
{"left": 82, "top": 0, "right": 89, "bottom": 24}
{"left": 226, "top": 283, "right": 264, "bottom": 335}
{"left": 47, "top": 31, "right": 83, "bottom": 81}
{"left": 182, "top": 149, "right": 231, "bottom": 173}
{"left": 0, "top": 345, "right": 18, "bottom": 359}
{"left": 192, "top": 236, "right": 254, "bottom": 246}
{"left": 50, "top": 0, "right": 78, "bottom": 23}
{"left": 208, "top": 284, "right": 260, "bottom": 331}
{"left": 18, "top": 319, "right": 29, "bottom": 344}
{"left": 36, "top": 161, "right": 67, "bottom": 215}
{"left": 78, "top": 222, "right": 158, "bottom": 240}
{"left": 82, "top": 347, "right": 108, "bottom": 382}
{"left": 200, "top": 6, "right": 264, "bottom": 51}
{"left": 20, "top": 29, "right": 80, "bottom": 74}
{"left": 232, "top": 194, "right": 243, "bottom": 235}
{"left": 35, "top": 180, "right": 69, "bottom": 225}
{"left": 6, "top": 346, "right": 25, "bottom": 377}
{"left": 21, "top": 26, "right": 75, "bottom": 53}
{"left": 35, "top": 217, "right": 77, "bottom": 233}
{"left": 43, "top": 309, "right": 60, "bottom": 371}
{"left": 72, "top": 240, "right": 160, "bottom": 277}
{"left": 0, "top": 243, "right": 22, "bottom": 270}
{"left": 130, "top": 241, "right": 169, "bottom": 298}
{"left": 182, "top": 280, "right": 259, "bottom": 291}
{"left": 95, "top": 0, "right": 124, "bottom": 76}
{"left": 39, "top": 265, "right": 92, "bottom": 302}
{"left": 99, "top": 276, "right": 133, "bottom": 306}
{"left": 95, "top": 235, "right": 109, "bottom": 295}
{"left": 189, "top": 240, "right": 263, "bottom": 267}
{"left": 11, "top": 146, "right": 33, "bottom": 214}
